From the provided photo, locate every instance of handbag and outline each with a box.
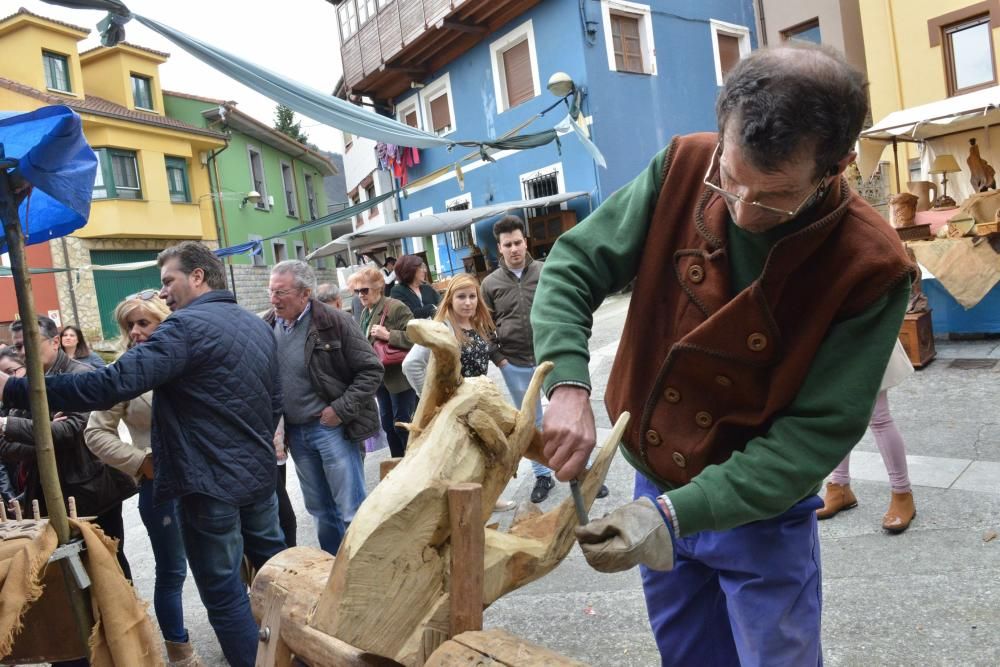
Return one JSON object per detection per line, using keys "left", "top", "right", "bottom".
{"left": 372, "top": 303, "right": 409, "bottom": 366}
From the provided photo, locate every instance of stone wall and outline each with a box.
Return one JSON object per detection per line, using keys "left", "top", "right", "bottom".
{"left": 228, "top": 264, "right": 340, "bottom": 315}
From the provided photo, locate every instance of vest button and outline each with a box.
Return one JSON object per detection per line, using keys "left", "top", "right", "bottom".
{"left": 663, "top": 387, "right": 681, "bottom": 403}
{"left": 695, "top": 411, "right": 713, "bottom": 428}
{"left": 687, "top": 264, "right": 705, "bottom": 284}
{"left": 715, "top": 375, "right": 732, "bottom": 387}
{"left": 747, "top": 332, "right": 768, "bottom": 351}
{"left": 672, "top": 451, "right": 687, "bottom": 468}
{"left": 645, "top": 429, "right": 662, "bottom": 446}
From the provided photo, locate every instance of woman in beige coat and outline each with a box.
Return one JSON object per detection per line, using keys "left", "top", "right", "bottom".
{"left": 84, "top": 290, "right": 202, "bottom": 666}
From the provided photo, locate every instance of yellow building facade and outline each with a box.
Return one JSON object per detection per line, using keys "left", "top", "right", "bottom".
{"left": 860, "top": 0, "right": 1000, "bottom": 191}
{"left": 0, "top": 8, "right": 226, "bottom": 341}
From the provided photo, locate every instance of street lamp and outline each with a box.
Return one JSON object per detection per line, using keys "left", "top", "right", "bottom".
{"left": 547, "top": 71, "right": 576, "bottom": 98}
{"left": 240, "top": 190, "right": 262, "bottom": 209}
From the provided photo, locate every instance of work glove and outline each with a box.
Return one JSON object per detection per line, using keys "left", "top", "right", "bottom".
{"left": 575, "top": 497, "right": 674, "bottom": 573}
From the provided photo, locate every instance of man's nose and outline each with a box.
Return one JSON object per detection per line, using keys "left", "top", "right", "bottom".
{"left": 158, "top": 286, "right": 168, "bottom": 299}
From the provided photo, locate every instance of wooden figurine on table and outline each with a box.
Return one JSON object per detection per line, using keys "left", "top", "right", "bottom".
{"left": 968, "top": 138, "right": 996, "bottom": 193}
{"left": 890, "top": 193, "right": 918, "bottom": 228}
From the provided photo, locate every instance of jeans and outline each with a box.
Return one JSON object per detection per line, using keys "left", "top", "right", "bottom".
{"left": 376, "top": 384, "right": 417, "bottom": 458}
{"left": 635, "top": 473, "right": 824, "bottom": 667}
{"left": 500, "top": 363, "right": 553, "bottom": 479}
{"left": 287, "top": 420, "right": 367, "bottom": 555}
{"left": 137, "top": 479, "right": 189, "bottom": 643}
{"left": 179, "top": 492, "right": 285, "bottom": 667}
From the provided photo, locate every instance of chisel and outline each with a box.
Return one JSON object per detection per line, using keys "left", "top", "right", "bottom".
{"left": 569, "top": 479, "right": 589, "bottom": 525}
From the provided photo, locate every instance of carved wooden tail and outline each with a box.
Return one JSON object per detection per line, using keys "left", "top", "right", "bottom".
{"left": 406, "top": 319, "right": 462, "bottom": 436}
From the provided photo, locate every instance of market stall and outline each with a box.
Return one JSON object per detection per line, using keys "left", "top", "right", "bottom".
{"left": 859, "top": 86, "right": 1000, "bottom": 337}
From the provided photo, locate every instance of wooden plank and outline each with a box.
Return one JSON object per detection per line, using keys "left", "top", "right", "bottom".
{"left": 447, "top": 483, "right": 483, "bottom": 638}
{"left": 437, "top": 19, "right": 486, "bottom": 33}
{"left": 425, "top": 629, "right": 589, "bottom": 666}
{"left": 254, "top": 586, "right": 290, "bottom": 667}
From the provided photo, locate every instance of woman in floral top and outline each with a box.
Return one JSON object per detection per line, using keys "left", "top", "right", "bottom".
{"left": 402, "top": 274, "right": 516, "bottom": 511}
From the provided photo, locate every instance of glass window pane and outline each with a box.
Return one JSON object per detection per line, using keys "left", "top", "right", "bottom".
{"left": 131, "top": 75, "right": 153, "bottom": 109}
{"left": 950, "top": 20, "right": 993, "bottom": 90}
{"left": 43, "top": 52, "right": 70, "bottom": 91}
{"left": 785, "top": 22, "right": 821, "bottom": 44}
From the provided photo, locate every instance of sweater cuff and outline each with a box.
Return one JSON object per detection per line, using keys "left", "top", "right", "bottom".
{"left": 541, "top": 354, "right": 592, "bottom": 398}
{"left": 664, "top": 482, "right": 714, "bottom": 537}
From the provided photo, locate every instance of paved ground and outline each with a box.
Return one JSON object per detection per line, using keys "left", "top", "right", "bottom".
{"left": 118, "top": 293, "right": 999, "bottom": 665}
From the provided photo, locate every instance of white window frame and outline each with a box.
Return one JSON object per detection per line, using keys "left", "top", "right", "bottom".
{"left": 396, "top": 97, "right": 421, "bottom": 129}
{"left": 421, "top": 73, "right": 456, "bottom": 137}
{"left": 249, "top": 234, "right": 265, "bottom": 267}
{"left": 519, "top": 162, "right": 567, "bottom": 214}
{"left": 305, "top": 173, "right": 318, "bottom": 221}
{"left": 709, "top": 18, "right": 752, "bottom": 86}
{"left": 445, "top": 192, "right": 475, "bottom": 248}
{"left": 247, "top": 145, "right": 269, "bottom": 210}
{"left": 600, "top": 0, "right": 657, "bottom": 76}
{"left": 489, "top": 19, "right": 542, "bottom": 113}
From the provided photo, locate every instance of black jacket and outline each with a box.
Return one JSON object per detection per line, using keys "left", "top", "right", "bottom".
{"left": 390, "top": 283, "right": 440, "bottom": 319}
{"left": 2, "top": 290, "right": 282, "bottom": 507}
{"left": 0, "top": 351, "right": 136, "bottom": 516}
{"left": 263, "top": 299, "right": 384, "bottom": 442}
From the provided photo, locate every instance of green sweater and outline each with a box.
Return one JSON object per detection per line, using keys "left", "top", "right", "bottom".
{"left": 532, "top": 148, "right": 909, "bottom": 536}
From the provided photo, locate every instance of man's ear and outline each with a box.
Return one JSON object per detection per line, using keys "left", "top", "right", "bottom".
{"left": 832, "top": 151, "right": 857, "bottom": 178}
{"left": 190, "top": 267, "right": 206, "bottom": 287}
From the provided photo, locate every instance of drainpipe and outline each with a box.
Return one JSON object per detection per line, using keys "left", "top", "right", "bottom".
{"left": 884, "top": 0, "right": 906, "bottom": 193}
{"left": 59, "top": 237, "right": 80, "bottom": 324}
{"left": 754, "top": 0, "right": 768, "bottom": 46}
{"left": 206, "top": 143, "right": 235, "bottom": 296}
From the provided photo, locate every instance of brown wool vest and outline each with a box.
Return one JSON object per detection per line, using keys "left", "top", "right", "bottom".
{"left": 605, "top": 133, "right": 916, "bottom": 487}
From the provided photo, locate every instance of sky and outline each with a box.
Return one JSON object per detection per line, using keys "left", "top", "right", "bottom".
{"left": 21, "top": 0, "right": 347, "bottom": 153}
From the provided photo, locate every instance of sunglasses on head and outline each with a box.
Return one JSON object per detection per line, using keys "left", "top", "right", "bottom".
{"left": 127, "top": 289, "right": 160, "bottom": 301}
{"left": 353, "top": 287, "right": 371, "bottom": 295}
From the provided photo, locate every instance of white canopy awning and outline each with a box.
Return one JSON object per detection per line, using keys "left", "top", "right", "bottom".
{"left": 857, "top": 86, "right": 1000, "bottom": 179}
{"left": 306, "top": 191, "right": 588, "bottom": 260}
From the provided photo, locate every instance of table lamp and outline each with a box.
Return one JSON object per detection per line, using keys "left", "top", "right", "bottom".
{"left": 928, "top": 154, "right": 961, "bottom": 208}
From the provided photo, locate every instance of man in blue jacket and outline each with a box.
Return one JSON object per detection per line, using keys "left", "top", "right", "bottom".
{"left": 0, "top": 242, "right": 285, "bottom": 667}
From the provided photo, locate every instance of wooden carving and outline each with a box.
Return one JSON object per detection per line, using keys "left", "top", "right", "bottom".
{"left": 968, "top": 138, "right": 996, "bottom": 193}
{"left": 253, "top": 320, "right": 624, "bottom": 666}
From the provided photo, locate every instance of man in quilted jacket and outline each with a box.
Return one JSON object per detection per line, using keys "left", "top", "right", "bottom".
{"left": 0, "top": 241, "right": 284, "bottom": 667}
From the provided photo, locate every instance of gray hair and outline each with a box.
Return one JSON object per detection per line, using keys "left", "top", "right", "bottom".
{"left": 315, "top": 283, "right": 340, "bottom": 304}
{"left": 271, "top": 260, "right": 316, "bottom": 292}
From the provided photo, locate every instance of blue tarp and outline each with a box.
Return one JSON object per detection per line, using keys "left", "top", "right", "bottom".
{"left": 0, "top": 106, "right": 96, "bottom": 248}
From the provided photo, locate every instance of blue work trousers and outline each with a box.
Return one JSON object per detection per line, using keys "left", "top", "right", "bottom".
{"left": 500, "top": 362, "right": 553, "bottom": 479}
{"left": 635, "top": 473, "right": 824, "bottom": 667}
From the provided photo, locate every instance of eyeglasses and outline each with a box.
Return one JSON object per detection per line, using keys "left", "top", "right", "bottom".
{"left": 267, "top": 288, "right": 298, "bottom": 298}
{"left": 127, "top": 289, "right": 160, "bottom": 301}
{"left": 703, "top": 144, "right": 829, "bottom": 220}
{"left": 353, "top": 288, "right": 371, "bottom": 295}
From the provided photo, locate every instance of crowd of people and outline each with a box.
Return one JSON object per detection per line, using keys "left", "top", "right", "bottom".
{"left": 0, "top": 223, "right": 586, "bottom": 666}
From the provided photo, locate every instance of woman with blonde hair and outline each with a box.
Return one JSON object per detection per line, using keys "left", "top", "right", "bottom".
{"left": 402, "top": 274, "right": 516, "bottom": 512}
{"left": 84, "top": 289, "right": 202, "bottom": 666}
{"left": 349, "top": 265, "right": 416, "bottom": 458}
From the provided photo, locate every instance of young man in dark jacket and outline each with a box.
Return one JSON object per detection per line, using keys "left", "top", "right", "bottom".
{"left": 0, "top": 242, "right": 284, "bottom": 667}
{"left": 1, "top": 317, "right": 135, "bottom": 577}
{"left": 265, "top": 260, "right": 384, "bottom": 555}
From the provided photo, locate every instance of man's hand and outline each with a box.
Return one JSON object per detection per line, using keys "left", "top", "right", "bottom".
{"left": 575, "top": 497, "right": 674, "bottom": 573}
{"left": 319, "top": 405, "right": 342, "bottom": 427}
{"left": 139, "top": 454, "right": 154, "bottom": 480}
{"left": 543, "top": 386, "right": 596, "bottom": 481}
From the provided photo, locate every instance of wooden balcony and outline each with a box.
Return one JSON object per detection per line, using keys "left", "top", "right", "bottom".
{"left": 336, "top": 0, "right": 541, "bottom": 101}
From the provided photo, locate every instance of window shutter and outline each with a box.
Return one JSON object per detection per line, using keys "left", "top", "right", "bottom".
{"left": 611, "top": 14, "right": 644, "bottom": 73}
{"left": 430, "top": 94, "right": 451, "bottom": 133}
{"left": 502, "top": 40, "right": 535, "bottom": 107}
{"left": 717, "top": 33, "right": 741, "bottom": 81}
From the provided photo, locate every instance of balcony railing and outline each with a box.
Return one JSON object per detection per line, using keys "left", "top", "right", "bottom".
{"left": 338, "top": 0, "right": 542, "bottom": 100}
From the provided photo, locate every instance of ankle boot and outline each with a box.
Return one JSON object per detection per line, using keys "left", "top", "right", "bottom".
{"left": 882, "top": 491, "right": 916, "bottom": 533}
{"left": 816, "top": 482, "right": 858, "bottom": 520}
{"left": 165, "top": 640, "right": 204, "bottom": 667}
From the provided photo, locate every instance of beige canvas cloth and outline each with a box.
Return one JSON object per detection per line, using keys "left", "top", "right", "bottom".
{"left": 0, "top": 519, "right": 162, "bottom": 666}
{"left": 909, "top": 238, "right": 1000, "bottom": 309}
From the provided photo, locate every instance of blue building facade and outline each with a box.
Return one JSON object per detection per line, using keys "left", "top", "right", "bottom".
{"left": 366, "top": 0, "right": 758, "bottom": 276}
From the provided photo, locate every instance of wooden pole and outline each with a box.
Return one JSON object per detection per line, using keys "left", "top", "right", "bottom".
{"left": 0, "top": 157, "right": 93, "bottom": 652}
{"left": 447, "top": 483, "right": 483, "bottom": 638}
